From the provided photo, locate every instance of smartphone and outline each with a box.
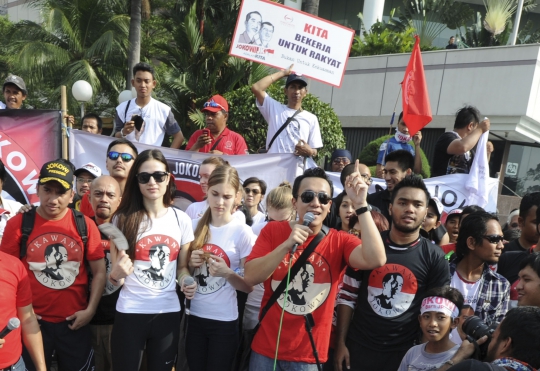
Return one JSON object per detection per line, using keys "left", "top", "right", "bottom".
{"left": 131, "top": 115, "right": 144, "bottom": 131}
{"left": 203, "top": 129, "right": 210, "bottom": 139}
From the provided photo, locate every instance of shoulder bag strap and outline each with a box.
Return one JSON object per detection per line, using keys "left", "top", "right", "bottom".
{"left": 210, "top": 136, "right": 224, "bottom": 151}
{"left": 123, "top": 99, "right": 132, "bottom": 123}
{"left": 266, "top": 108, "right": 302, "bottom": 151}
{"left": 258, "top": 225, "right": 329, "bottom": 324}
{"left": 20, "top": 207, "right": 37, "bottom": 259}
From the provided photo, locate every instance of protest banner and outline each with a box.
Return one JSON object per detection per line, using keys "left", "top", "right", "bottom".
{"left": 70, "top": 130, "right": 303, "bottom": 210}
{"left": 229, "top": 0, "right": 354, "bottom": 87}
{"left": 0, "top": 110, "right": 62, "bottom": 204}
{"left": 327, "top": 172, "right": 499, "bottom": 214}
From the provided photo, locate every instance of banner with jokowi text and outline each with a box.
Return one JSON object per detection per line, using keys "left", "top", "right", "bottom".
{"left": 0, "top": 110, "right": 62, "bottom": 205}
{"left": 229, "top": 0, "right": 355, "bottom": 87}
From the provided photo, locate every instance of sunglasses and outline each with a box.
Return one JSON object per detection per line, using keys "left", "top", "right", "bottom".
{"left": 203, "top": 100, "right": 227, "bottom": 111}
{"left": 483, "top": 235, "right": 504, "bottom": 244}
{"left": 76, "top": 177, "right": 94, "bottom": 184}
{"left": 107, "top": 151, "right": 135, "bottom": 162}
{"left": 136, "top": 171, "right": 169, "bottom": 184}
{"left": 300, "top": 191, "right": 331, "bottom": 205}
{"left": 361, "top": 174, "right": 373, "bottom": 185}
{"left": 332, "top": 157, "right": 351, "bottom": 164}
{"left": 244, "top": 188, "right": 261, "bottom": 195}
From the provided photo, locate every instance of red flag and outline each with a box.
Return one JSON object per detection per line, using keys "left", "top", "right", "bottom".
{"left": 402, "top": 35, "right": 432, "bottom": 136}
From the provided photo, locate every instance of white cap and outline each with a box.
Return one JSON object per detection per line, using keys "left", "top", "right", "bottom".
{"left": 74, "top": 162, "right": 102, "bottom": 178}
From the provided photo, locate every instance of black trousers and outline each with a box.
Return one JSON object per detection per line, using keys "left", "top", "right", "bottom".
{"left": 111, "top": 311, "right": 180, "bottom": 371}
{"left": 185, "top": 315, "right": 238, "bottom": 371}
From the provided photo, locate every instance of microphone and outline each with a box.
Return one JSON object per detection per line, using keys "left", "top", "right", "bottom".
{"left": 0, "top": 318, "right": 20, "bottom": 339}
{"left": 183, "top": 276, "right": 195, "bottom": 315}
{"left": 291, "top": 212, "right": 316, "bottom": 254}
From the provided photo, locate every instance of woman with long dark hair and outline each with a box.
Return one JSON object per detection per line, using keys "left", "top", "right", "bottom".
{"left": 109, "top": 149, "right": 195, "bottom": 371}
{"left": 187, "top": 165, "right": 254, "bottom": 371}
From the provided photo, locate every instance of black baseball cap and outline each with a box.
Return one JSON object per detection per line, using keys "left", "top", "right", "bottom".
{"left": 39, "top": 160, "right": 74, "bottom": 191}
{"left": 285, "top": 74, "right": 308, "bottom": 88}
{"left": 3, "top": 75, "right": 27, "bottom": 95}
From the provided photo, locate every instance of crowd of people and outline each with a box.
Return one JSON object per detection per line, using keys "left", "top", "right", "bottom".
{"left": 1, "top": 62, "right": 540, "bottom": 371}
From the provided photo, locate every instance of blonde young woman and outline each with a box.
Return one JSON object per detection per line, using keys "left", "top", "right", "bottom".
{"left": 187, "top": 165, "right": 255, "bottom": 371}
{"left": 108, "top": 149, "right": 196, "bottom": 371}
{"left": 244, "top": 181, "right": 296, "bottom": 330}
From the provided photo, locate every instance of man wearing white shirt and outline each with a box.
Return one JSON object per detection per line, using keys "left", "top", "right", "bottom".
{"left": 114, "top": 63, "right": 184, "bottom": 148}
{"left": 251, "top": 65, "right": 323, "bottom": 156}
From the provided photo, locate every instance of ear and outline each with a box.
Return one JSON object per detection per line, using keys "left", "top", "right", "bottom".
{"left": 418, "top": 314, "right": 422, "bottom": 324}
{"left": 388, "top": 203, "right": 393, "bottom": 216}
{"left": 466, "top": 236, "right": 476, "bottom": 252}
{"left": 291, "top": 196, "right": 298, "bottom": 210}
{"left": 406, "top": 169, "right": 412, "bottom": 175}
{"left": 498, "top": 336, "right": 513, "bottom": 357}
{"left": 451, "top": 317, "right": 460, "bottom": 330}
{"left": 435, "top": 220, "right": 441, "bottom": 228}
{"left": 518, "top": 216, "right": 525, "bottom": 229}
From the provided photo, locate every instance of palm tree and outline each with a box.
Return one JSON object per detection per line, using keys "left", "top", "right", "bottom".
{"left": 127, "top": 0, "right": 142, "bottom": 88}
{"left": 7, "top": 0, "right": 130, "bottom": 115}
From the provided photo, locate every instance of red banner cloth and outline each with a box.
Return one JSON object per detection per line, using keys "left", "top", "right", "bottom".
{"left": 401, "top": 35, "right": 432, "bottom": 136}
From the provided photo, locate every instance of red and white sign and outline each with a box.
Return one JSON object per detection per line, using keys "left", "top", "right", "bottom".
{"left": 229, "top": 0, "right": 355, "bottom": 87}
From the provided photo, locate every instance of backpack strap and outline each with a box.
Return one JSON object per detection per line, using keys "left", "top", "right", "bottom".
{"left": 123, "top": 99, "right": 132, "bottom": 123}
{"left": 20, "top": 207, "right": 37, "bottom": 259}
{"left": 72, "top": 209, "right": 88, "bottom": 249}
{"left": 266, "top": 108, "right": 302, "bottom": 152}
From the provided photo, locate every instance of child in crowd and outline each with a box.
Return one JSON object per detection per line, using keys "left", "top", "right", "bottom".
{"left": 397, "top": 286, "right": 464, "bottom": 371}
{"left": 421, "top": 197, "right": 449, "bottom": 246}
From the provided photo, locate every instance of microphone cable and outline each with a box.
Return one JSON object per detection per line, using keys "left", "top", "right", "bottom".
{"left": 272, "top": 251, "right": 294, "bottom": 371}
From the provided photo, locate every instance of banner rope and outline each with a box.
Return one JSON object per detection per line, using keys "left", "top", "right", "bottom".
{"left": 62, "top": 124, "right": 71, "bottom": 138}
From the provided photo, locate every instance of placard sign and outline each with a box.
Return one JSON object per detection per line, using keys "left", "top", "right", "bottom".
{"left": 229, "top": 0, "right": 355, "bottom": 87}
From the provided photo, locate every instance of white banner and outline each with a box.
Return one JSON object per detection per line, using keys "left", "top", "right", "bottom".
{"left": 69, "top": 130, "right": 304, "bottom": 211}
{"left": 327, "top": 172, "right": 499, "bottom": 214}
{"left": 229, "top": 0, "right": 354, "bottom": 87}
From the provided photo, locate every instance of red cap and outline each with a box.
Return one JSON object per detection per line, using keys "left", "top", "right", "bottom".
{"left": 202, "top": 95, "right": 228, "bottom": 113}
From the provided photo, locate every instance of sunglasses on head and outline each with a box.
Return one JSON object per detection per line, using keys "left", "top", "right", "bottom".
{"left": 300, "top": 191, "right": 331, "bottom": 205}
{"left": 136, "top": 171, "right": 169, "bottom": 184}
{"left": 483, "top": 235, "right": 504, "bottom": 244}
{"left": 244, "top": 188, "right": 261, "bottom": 195}
{"left": 203, "top": 101, "right": 226, "bottom": 111}
{"left": 107, "top": 151, "right": 134, "bottom": 162}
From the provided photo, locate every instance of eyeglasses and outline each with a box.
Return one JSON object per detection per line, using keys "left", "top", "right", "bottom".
{"left": 76, "top": 177, "right": 94, "bottom": 184}
{"left": 107, "top": 151, "right": 135, "bottom": 162}
{"left": 299, "top": 191, "right": 331, "bottom": 205}
{"left": 483, "top": 235, "right": 504, "bottom": 244}
{"left": 244, "top": 188, "right": 261, "bottom": 195}
{"left": 361, "top": 174, "right": 373, "bottom": 185}
{"left": 333, "top": 157, "right": 351, "bottom": 165}
{"left": 136, "top": 171, "right": 169, "bottom": 184}
{"left": 203, "top": 100, "right": 226, "bottom": 111}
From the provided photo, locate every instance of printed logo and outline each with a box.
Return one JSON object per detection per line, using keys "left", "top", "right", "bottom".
{"left": 271, "top": 251, "right": 331, "bottom": 315}
{"left": 225, "top": 140, "right": 233, "bottom": 150}
{"left": 284, "top": 14, "right": 293, "bottom": 23}
{"left": 368, "top": 264, "right": 418, "bottom": 318}
{"left": 134, "top": 234, "right": 180, "bottom": 290}
{"left": 194, "top": 244, "right": 231, "bottom": 295}
{"left": 27, "top": 233, "right": 83, "bottom": 290}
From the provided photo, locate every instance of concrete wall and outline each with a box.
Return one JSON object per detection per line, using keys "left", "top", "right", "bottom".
{"left": 308, "top": 44, "right": 540, "bottom": 143}
{"left": 2, "top": 0, "right": 40, "bottom": 23}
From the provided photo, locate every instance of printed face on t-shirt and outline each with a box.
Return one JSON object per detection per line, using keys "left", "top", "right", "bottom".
{"left": 37, "top": 182, "right": 74, "bottom": 220}
{"left": 292, "top": 177, "right": 332, "bottom": 228}
{"left": 368, "top": 264, "right": 417, "bottom": 317}
{"left": 106, "top": 144, "right": 137, "bottom": 181}
{"left": 389, "top": 187, "right": 427, "bottom": 234}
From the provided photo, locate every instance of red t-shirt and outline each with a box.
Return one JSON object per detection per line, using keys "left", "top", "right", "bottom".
{"left": 186, "top": 128, "right": 249, "bottom": 155}
{"left": 0, "top": 210, "right": 104, "bottom": 323}
{"left": 0, "top": 252, "right": 33, "bottom": 368}
{"left": 246, "top": 222, "right": 359, "bottom": 363}
{"left": 79, "top": 192, "right": 95, "bottom": 218}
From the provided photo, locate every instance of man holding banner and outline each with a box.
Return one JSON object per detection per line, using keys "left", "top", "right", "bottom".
{"left": 251, "top": 65, "right": 322, "bottom": 157}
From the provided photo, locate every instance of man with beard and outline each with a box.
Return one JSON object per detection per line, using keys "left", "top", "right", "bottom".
{"left": 88, "top": 175, "right": 125, "bottom": 371}
{"left": 449, "top": 211, "right": 509, "bottom": 335}
{"left": 436, "top": 306, "right": 540, "bottom": 371}
{"left": 334, "top": 175, "right": 450, "bottom": 371}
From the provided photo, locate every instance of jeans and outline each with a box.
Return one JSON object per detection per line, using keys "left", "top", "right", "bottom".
{"left": 3, "top": 357, "right": 25, "bottom": 371}
{"left": 249, "top": 351, "right": 319, "bottom": 371}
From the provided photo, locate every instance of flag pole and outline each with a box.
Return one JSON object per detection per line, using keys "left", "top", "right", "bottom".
{"left": 61, "top": 86, "right": 68, "bottom": 160}
{"left": 389, "top": 87, "right": 402, "bottom": 135}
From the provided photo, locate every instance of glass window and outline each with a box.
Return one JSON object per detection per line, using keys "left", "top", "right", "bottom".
{"left": 503, "top": 144, "right": 540, "bottom": 196}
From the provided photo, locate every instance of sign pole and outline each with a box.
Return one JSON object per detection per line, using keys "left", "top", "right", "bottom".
{"left": 61, "top": 85, "right": 68, "bottom": 160}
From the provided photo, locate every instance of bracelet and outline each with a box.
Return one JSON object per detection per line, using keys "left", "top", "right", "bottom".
{"left": 120, "top": 128, "right": 126, "bottom": 138}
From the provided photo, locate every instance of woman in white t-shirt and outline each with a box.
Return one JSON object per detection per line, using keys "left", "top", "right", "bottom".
{"left": 245, "top": 181, "right": 295, "bottom": 330}
{"left": 242, "top": 177, "right": 267, "bottom": 225}
{"left": 187, "top": 165, "right": 255, "bottom": 371}
{"left": 109, "top": 149, "right": 195, "bottom": 371}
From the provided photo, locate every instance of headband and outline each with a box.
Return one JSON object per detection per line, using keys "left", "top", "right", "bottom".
{"left": 421, "top": 296, "right": 459, "bottom": 318}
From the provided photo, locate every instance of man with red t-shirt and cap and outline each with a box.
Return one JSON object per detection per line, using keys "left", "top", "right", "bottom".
{"left": 0, "top": 159, "right": 106, "bottom": 371}
{"left": 186, "top": 95, "right": 249, "bottom": 155}
{"left": 244, "top": 162, "right": 386, "bottom": 370}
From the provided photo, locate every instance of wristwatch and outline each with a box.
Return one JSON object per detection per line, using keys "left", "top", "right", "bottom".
{"left": 355, "top": 204, "right": 372, "bottom": 216}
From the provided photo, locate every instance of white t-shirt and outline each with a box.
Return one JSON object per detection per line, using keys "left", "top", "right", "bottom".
{"left": 116, "top": 208, "right": 194, "bottom": 314}
{"left": 115, "top": 97, "right": 181, "bottom": 147}
{"left": 190, "top": 217, "right": 255, "bottom": 321}
{"left": 256, "top": 93, "right": 323, "bottom": 154}
{"left": 0, "top": 102, "right": 5, "bottom": 109}
{"left": 450, "top": 271, "right": 482, "bottom": 344}
{"left": 0, "top": 196, "right": 23, "bottom": 238}
{"left": 398, "top": 343, "right": 459, "bottom": 371}
{"left": 185, "top": 200, "right": 246, "bottom": 224}
{"left": 246, "top": 222, "right": 268, "bottom": 308}
{"left": 251, "top": 211, "right": 265, "bottom": 225}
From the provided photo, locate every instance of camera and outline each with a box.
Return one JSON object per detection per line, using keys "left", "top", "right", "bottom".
{"left": 462, "top": 315, "right": 499, "bottom": 360}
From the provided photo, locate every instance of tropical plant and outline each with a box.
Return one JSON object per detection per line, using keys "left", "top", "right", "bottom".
{"left": 358, "top": 135, "right": 431, "bottom": 178}
{"left": 483, "top": 0, "right": 517, "bottom": 43}
{"left": 517, "top": 19, "right": 540, "bottom": 44}
{"left": 6, "top": 0, "right": 130, "bottom": 116}
{"left": 223, "top": 84, "right": 346, "bottom": 159}
{"left": 0, "top": 16, "right": 13, "bottom": 80}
